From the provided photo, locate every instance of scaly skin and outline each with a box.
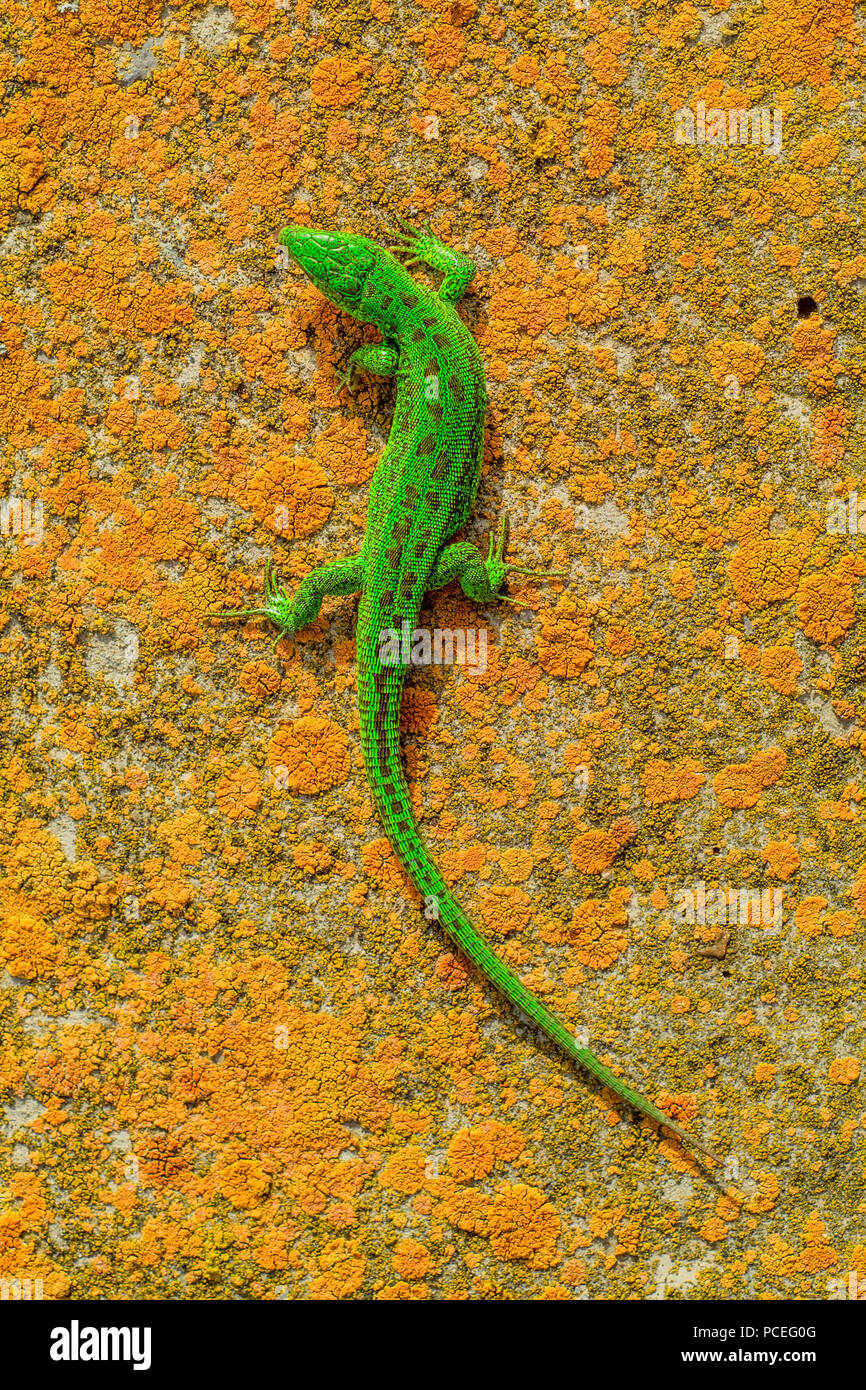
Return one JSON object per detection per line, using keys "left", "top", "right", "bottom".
{"left": 212, "top": 222, "right": 720, "bottom": 1166}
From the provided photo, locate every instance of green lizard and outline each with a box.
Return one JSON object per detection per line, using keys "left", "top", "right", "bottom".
{"left": 213, "top": 222, "right": 720, "bottom": 1165}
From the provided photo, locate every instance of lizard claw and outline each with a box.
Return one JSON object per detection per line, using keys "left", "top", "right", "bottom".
{"left": 207, "top": 605, "right": 268, "bottom": 620}
{"left": 508, "top": 564, "right": 569, "bottom": 579}
{"left": 208, "top": 560, "right": 296, "bottom": 650}
{"left": 486, "top": 514, "right": 568, "bottom": 600}
{"left": 333, "top": 362, "right": 357, "bottom": 394}
{"left": 390, "top": 213, "right": 434, "bottom": 261}
{"left": 392, "top": 211, "right": 432, "bottom": 240}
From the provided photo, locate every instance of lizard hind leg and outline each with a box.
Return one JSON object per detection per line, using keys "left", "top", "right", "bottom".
{"left": 426, "top": 519, "right": 567, "bottom": 606}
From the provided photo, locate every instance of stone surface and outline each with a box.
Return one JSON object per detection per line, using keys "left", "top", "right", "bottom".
{"left": 0, "top": 0, "right": 864, "bottom": 1303}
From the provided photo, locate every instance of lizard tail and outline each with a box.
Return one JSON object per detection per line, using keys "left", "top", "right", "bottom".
{"left": 358, "top": 666, "right": 721, "bottom": 1165}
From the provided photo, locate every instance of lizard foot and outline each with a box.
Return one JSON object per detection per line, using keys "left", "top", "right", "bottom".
{"left": 390, "top": 212, "right": 434, "bottom": 265}
{"left": 333, "top": 362, "right": 358, "bottom": 394}
{"left": 207, "top": 558, "right": 297, "bottom": 652}
{"left": 485, "top": 515, "right": 568, "bottom": 600}
{"left": 390, "top": 214, "right": 475, "bottom": 303}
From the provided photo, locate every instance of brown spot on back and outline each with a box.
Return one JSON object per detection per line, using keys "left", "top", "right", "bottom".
{"left": 417, "top": 433, "right": 435, "bottom": 456}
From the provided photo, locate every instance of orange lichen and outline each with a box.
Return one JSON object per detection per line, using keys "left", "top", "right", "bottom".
{"left": 794, "top": 1214, "right": 839, "bottom": 1274}
{"left": 605, "top": 626, "right": 635, "bottom": 656}
{"left": 852, "top": 864, "right": 866, "bottom": 917}
{"left": 670, "top": 564, "right": 697, "bottom": 601}
{"left": 747, "top": 1172, "right": 781, "bottom": 1216}
{"left": 791, "top": 316, "right": 842, "bottom": 396}
{"left": 0, "top": 908, "right": 58, "bottom": 980}
{"left": 293, "top": 841, "right": 334, "bottom": 875}
{"left": 796, "top": 557, "right": 866, "bottom": 647}
{"left": 565, "top": 887, "right": 631, "bottom": 969}
{"left": 713, "top": 747, "right": 787, "bottom": 809}
{"left": 581, "top": 99, "right": 619, "bottom": 178}
{"left": 401, "top": 687, "right": 439, "bottom": 735}
{"left": 435, "top": 952, "right": 470, "bottom": 990}
{"left": 236, "top": 455, "right": 334, "bottom": 539}
{"left": 747, "top": 645, "right": 803, "bottom": 697}
{"left": 314, "top": 418, "right": 375, "bottom": 487}
{"left": 309, "top": 1238, "right": 366, "bottom": 1299}
{"left": 824, "top": 911, "right": 858, "bottom": 939}
{"left": 378, "top": 1146, "right": 427, "bottom": 1195}
{"left": 360, "top": 838, "right": 411, "bottom": 893}
{"left": 762, "top": 840, "right": 800, "bottom": 881}
{"left": 810, "top": 406, "right": 850, "bottom": 471}
{"left": 728, "top": 525, "right": 815, "bottom": 611}
{"left": 267, "top": 718, "right": 350, "bottom": 793}
{"left": 705, "top": 338, "right": 765, "bottom": 388}
{"left": 486, "top": 1184, "right": 560, "bottom": 1268}
{"left": 477, "top": 884, "right": 533, "bottom": 936}
{"left": 438, "top": 1187, "right": 491, "bottom": 1236}
{"left": 537, "top": 595, "right": 596, "bottom": 677}
{"left": 391, "top": 1237, "right": 432, "bottom": 1280}
{"left": 570, "top": 829, "right": 621, "bottom": 874}
{"left": 828, "top": 1057, "right": 860, "bottom": 1085}
{"left": 239, "top": 661, "right": 283, "bottom": 699}
{"left": 218, "top": 1159, "right": 271, "bottom": 1210}
{"left": 446, "top": 1121, "right": 524, "bottom": 1182}
{"left": 310, "top": 58, "right": 368, "bottom": 108}
{"left": 642, "top": 758, "right": 705, "bottom": 806}
{"left": 795, "top": 896, "right": 829, "bottom": 938}
{"left": 214, "top": 766, "right": 261, "bottom": 820}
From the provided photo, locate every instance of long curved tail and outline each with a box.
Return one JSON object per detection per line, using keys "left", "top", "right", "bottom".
{"left": 357, "top": 658, "right": 720, "bottom": 1165}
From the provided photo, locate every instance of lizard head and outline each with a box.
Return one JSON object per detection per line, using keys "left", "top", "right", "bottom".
{"left": 279, "top": 226, "right": 378, "bottom": 320}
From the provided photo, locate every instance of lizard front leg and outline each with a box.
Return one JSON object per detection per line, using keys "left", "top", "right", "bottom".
{"left": 336, "top": 343, "right": 399, "bottom": 392}
{"left": 209, "top": 555, "right": 365, "bottom": 647}
{"left": 391, "top": 216, "right": 475, "bottom": 304}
